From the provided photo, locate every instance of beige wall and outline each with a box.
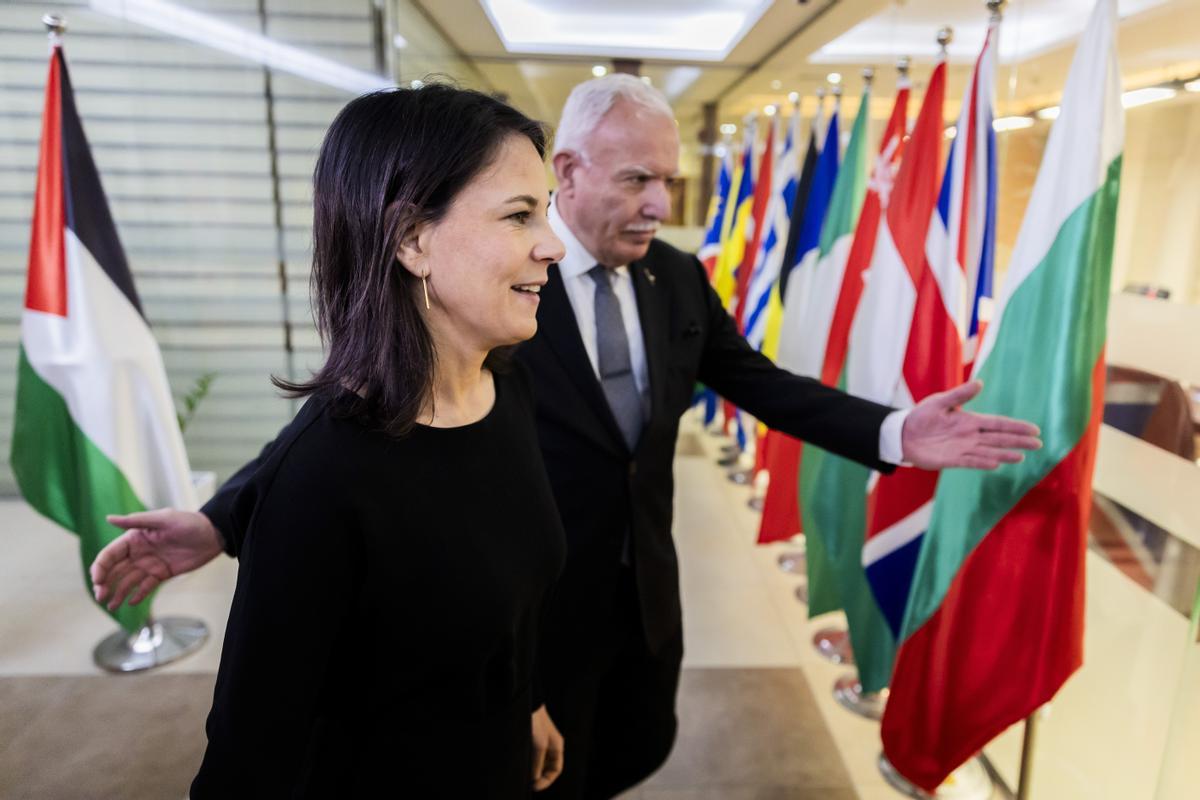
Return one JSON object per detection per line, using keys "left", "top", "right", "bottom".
{"left": 995, "top": 92, "right": 1200, "bottom": 307}
{"left": 390, "top": 0, "right": 490, "bottom": 91}
{"left": 1114, "top": 94, "right": 1200, "bottom": 305}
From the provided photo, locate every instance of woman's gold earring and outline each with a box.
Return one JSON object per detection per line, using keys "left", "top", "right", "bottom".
{"left": 422, "top": 272, "right": 430, "bottom": 310}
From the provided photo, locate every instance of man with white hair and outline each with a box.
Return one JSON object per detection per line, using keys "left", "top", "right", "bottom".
{"left": 92, "top": 75, "right": 1039, "bottom": 798}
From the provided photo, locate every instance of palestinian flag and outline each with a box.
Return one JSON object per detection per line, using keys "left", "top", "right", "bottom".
{"left": 11, "top": 44, "right": 196, "bottom": 632}
{"left": 882, "top": 0, "right": 1123, "bottom": 788}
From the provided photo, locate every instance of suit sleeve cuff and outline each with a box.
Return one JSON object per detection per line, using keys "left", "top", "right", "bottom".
{"left": 878, "top": 408, "right": 911, "bottom": 466}
{"left": 200, "top": 498, "right": 236, "bottom": 557}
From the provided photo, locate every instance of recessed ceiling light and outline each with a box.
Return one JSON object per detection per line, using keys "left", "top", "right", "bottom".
{"left": 944, "top": 125, "right": 957, "bottom": 139}
{"left": 720, "top": 123, "right": 737, "bottom": 135}
{"left": 788, "top": 91, "right": 800, "bottom": 103}
{"left": 827, "top": 72, "right": 842, "bottom": 85}
{"left": 592, "top": 64, "right": 608, "bottom": 77}
{"left": 763, "top": 104, "right": 777, "bottom": 116}
{"left": 392, "top": 33, "right": 408, "bottom": 49}
{"left": 1121, "top": 87, "right": 1176, "bottom": 108}
{"left": 1036, "top": 106, "right": 1061, "bottom": 120}
{"left": 771, "top": 79, "right": 782, "bottom": 90}
{"left": 993, "top": 116, "right": 1034, "bottom": 132}
{"left": 1185, "top": 78, "right": 1200, "bottom": 93}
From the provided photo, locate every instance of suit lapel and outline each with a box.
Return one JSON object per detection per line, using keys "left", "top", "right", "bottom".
{"left": 630, "top": 258, "right": 667, "bottom": 428}
{"left": 538, "top": 264, "right": 630, "bottom": 452}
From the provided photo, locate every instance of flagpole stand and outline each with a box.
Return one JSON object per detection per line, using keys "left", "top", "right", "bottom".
{"left": 833, "top": 673, "right": 887, "bottom": 720}
{"left": 813, "top": 627, "right": 855, "bottom": 664}
{"left": 727, "top": 466, "right": 754, "bottom": 485}
{"left": 717, "top": 451, "right": 741, "bottom": 467}
{"left": 877, "top": 752, "right": 996, "bottom": 800}
{"left": 776, "top": 545, "right": 806, "bottom": 575}
{"left": 747, "top": 469, "right": 768, "bottom": 509}
{"left": 794, "top": 583, "right": 808, "bottom": 604}
{"left": 93, "top": 616, "right": 209, "bottom": 674}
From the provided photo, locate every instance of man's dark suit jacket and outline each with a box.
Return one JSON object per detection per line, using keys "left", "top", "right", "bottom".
{"left": 204, "top": 238, "right": 895, "bottom": 655}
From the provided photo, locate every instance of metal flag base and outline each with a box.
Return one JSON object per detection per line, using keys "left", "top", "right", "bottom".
{"left": 776, "top": 539, "right": 806, "bottom": 574}
{"left": 794, "top": 583, "right": 808, "bottom": 604}
{"left": 93, "top": 616, "right": 209, "bottom": 673}
{"left": 878, "top": 752, "right": 995, "bottom": 799}
{"left": 727, "top": 467, "right": 754, "bottom": 485}
{"left": 813, "top": 627, "right": 855, "bottom": 665}
{"left": 833, "top": 673, "right": 888, "bottom": 720}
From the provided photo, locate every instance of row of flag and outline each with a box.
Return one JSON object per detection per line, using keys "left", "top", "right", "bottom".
{"left": 697, "top": 0, "right": 1121, "bottom": 789}
{"left": 12, "top": 0, "right": 1123, "bottom": 790}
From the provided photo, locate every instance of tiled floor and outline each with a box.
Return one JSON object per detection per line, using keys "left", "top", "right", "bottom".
{"left": 0, "top": 410, "right": 911, "bottom": 799}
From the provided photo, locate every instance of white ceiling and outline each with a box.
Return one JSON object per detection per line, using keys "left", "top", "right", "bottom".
{"left": 401, "top": 0, "right": 1200, "bottom": 143}
{"left": 812, "top": 0, "right": 1172, "bottom": 65}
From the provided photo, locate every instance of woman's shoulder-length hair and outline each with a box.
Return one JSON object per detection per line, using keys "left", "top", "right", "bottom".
{"left": 274, "top": 83, "right": 548, "bottom": 436}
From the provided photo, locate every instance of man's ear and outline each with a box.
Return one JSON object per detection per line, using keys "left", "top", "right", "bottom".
{"left": 395, "top": 221, "right": 430, "bottom": 277}
{"left": 552, "top": 151, "right": 580, "bottom": 197}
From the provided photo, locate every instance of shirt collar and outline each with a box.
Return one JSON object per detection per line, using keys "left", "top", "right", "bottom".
{"left": 549, "top": 195, "right": 628, "bottom": 280}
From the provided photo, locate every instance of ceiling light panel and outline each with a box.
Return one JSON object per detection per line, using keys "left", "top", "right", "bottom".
{"left": 481, "top": 0, "right": 774, "bottom": 61}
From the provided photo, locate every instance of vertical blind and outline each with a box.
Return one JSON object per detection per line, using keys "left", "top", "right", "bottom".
{"left": 0, "top": 0, "right": 379, "bottom": 494}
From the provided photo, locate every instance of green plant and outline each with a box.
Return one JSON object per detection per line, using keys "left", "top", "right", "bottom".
{"left": 177, "top": 372, "right": 217, "bottom": 434}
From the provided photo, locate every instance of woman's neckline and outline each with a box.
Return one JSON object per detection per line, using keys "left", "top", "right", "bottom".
{"left": 413, "top": 369, "right": 499, "bottom": 432}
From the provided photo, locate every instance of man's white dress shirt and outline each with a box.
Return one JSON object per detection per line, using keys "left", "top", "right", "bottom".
{"left": 546, "top": 198, "right": 908, "bottom": 465}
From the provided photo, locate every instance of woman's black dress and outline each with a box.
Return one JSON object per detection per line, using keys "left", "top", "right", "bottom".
{"left": 190, "top": 367, "right": 565, "bottom": 799}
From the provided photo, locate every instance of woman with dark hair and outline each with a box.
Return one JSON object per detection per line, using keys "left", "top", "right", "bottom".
{"left": 184, "top": 84, "right": 567, "bottom": 798}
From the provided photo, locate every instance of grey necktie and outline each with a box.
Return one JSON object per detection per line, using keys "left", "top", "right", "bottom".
{"left": 588, "top": 265, "right": 645, "bottom": 450}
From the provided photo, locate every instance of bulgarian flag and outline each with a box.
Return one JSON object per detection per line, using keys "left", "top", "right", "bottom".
{"left": 882, "top": 0, "right": 1123, "bottom": 789}
{"left": 11, "top": 43, "right": 197, "bottom": 632}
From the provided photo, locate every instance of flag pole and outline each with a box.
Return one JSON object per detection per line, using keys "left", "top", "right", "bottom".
{"left": 1016, "top": 709, "right": 1039, "bottom": 799}
{"left": 36, "top": 15, "right": 212, "bottom": 673}
{"left": 42, "top": 13, "right": 65, "bottom": 48}
{"left": 999, "top": 0, "right": 1039, "bottom": 767}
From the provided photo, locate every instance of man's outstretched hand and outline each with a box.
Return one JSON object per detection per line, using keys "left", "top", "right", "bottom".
{"left": 901, "top": 381, "right": 1042, "bottom": 471}
{"left": 90, "top": 509, "right": 224, "bottom": 610}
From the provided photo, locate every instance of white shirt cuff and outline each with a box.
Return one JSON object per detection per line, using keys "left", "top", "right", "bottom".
{"left": 878, "top": 408, "right": 911, "bottom": 466}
